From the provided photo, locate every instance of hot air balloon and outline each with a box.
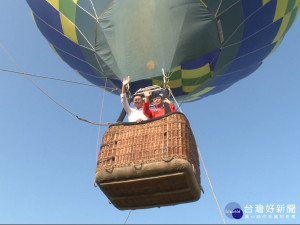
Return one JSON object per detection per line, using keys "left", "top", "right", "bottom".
{"left": 26, "top": 0, "right": 300, "bottom": 102}
{"left": 26, "top": 0, "right": 300, "bottom": 209}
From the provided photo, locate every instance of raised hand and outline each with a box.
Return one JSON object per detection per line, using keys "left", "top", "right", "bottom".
{"left": 163, "top": 98, "right": 171, "bottom": 104}
{"left": 122, "top": 76, "right": 130, "bottom": 86}
{"left": 143, "top": 90, "right": 152, "bottom": 98}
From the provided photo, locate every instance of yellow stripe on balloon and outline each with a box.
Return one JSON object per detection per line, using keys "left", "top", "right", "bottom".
{"left": 184, "top": 87, "right": 215, "bottom": 101}
{"left": 272, "top": 11, "right": 292, "bottom": 44}
{"left": 262, "top": 0, "right": 271, "bottom": 6}
{"left": 168, "top": 79, "right": 183, "bottom": 88}
{"left": 296, "top": 4, "right": 300, "bottom": 17}
{"left": 193, "top": 87, "right": 215, "bottom": 96}
{"left": 30, "top": 11, "right": 37, "bottom": 25}
{"left": 152, "top": 78, "right": 182, "bottom": 88}
{"left": 46, "top": 0, "right": 59, "bottom": 11}
{"left": 200, "top": 0, "right": 208, "bottom": 8}
{"left": 291, "top": 0, "right": 300, "bottom": 12}
{"left": 268, "top": 37, "right": 283, "bottom": 58}
{"left": 170, "top": 65, "right": 181, "bottom": 74}
{"left": 182, "top": 84, "right": 201, "bottom": 93}
{"left": 60, "top": 12, "right": 79, "bottom": 44}
{"left": 170, "top": 79, "right": 183, "bottom": 89}
{"left": 273, "top": 0, "right": 288, "bottom": 22}
{"left": 181, "top": 63, "right": 210, "bottom": 79}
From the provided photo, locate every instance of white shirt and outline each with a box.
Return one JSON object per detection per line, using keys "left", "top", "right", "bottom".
{"left": 120, "top": 93, "right": 148, "bottom": 122}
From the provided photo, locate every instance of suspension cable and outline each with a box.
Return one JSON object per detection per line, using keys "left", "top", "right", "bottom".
{"left": 162, "top": 68, "right": 183, "bottom": 113}
{"left": 0, "top": 41, "right": 114, "bottom": 126}
{"left": 124, "top": 210, "right": 132, "bottom": 224}
{"left": 197, "top": 146, "right": 226, "bottom": 224}
{"left": 0, "top": 67, "right": 96, "bottom": 87}
{"left": 215, "top": 0, "right": 223, "bottom": 16}
{"left": 167, "top": 87, "right": 183, "bottom": 113}
{"left": 0, "top": 67, "right": 121, "bottom": 93}
{"left": 96, "top": 78, "right": 108, "bottom": 162}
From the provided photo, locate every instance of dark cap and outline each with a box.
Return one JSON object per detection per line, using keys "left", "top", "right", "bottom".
{"left": 153, "top": 91, "right": 164, "bottom": 99}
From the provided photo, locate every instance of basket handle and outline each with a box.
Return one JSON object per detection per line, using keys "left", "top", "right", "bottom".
{"left": 104, "top": 165, "right": 114, "bottom": 173}
{"left": 161, "top": 154, "right": 174, "bottom": 162}
{"left": 133, "top": 161, "right": 143, "bottom": 170}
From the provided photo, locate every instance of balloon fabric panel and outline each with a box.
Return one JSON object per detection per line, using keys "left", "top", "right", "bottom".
{"left": 26, "top": 0, "right": 300, "bottom": 102}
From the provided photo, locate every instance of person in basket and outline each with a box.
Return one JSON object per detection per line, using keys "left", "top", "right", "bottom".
{"left": 121, "top": 76, "right": 148, "bottom": 123}
{"left": 143, "top": 89, "right": 177, "bottom": 119}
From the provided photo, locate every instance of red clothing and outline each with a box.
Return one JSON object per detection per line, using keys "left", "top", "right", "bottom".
{"left": 143, "top": 101, "right": 177, "bottom": 118}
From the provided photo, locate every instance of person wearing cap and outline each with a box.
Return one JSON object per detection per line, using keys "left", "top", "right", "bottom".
{"left": 143, "top": 90, "right": 177, "bottom": 119}
{"left": 121, "top": 76, "right": 148, "bottom": 123}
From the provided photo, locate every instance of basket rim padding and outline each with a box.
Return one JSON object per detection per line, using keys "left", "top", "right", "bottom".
{"left": 110, "top": 112, "right": 188, "bottom": 127}
{"left": 95, "top": 158, "right": 199, "bottom": 185}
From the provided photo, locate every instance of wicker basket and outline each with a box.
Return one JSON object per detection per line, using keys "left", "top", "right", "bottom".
{"left": 95, "top": 112, "right": 201, "bottom": 210}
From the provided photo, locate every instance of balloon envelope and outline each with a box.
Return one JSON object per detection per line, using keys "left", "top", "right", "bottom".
{"left": 26, "top": 0, "right": 300, "bottom": 102}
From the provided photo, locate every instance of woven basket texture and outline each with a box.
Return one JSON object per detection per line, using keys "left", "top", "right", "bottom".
{"left": 96, "top": 113, "right": 199, "bottom": 182}
{"left": 95, "top": 113, "right": 201, "bottom": 209}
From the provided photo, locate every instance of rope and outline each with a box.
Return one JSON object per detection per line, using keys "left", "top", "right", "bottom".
{"left": 124, "top": 210, "right": 132, "bottom": 224}
{"left": 197, "top": 146, "right": 226, "bottom": 224}
{"left": 29, "top": 10, "right": 119, "bottom": 94}
{"left": 33, "top": 12, "right": 116, "bottom": 91}
{"left": 217, "top": 41, "right": 275, "bottom": 75}
{"left": 76, "top": 1, "right": 97, "bottom": 19}
{"left": 30, "top": 5, "right": 122, "bottom": 93}
{"left": 0, "top": 67, "right": 120, "bottom": 93}
{"left": 167, "top": 87, "right": 183, "bottom": 113}
{"left": 0, "top": 42, "right": 78, "bottom": 116}
{"left": 221, "top": 19, "right": 277, "bottom": 50}
{"left": 98, "top": 1, "right": 115, "bottom": 19}
{"left": 88, "top": 0, "right": 98, "bottom": 19}
{"left": 31, "top": 11, "right": 94, "bottom": 50}
{"left": 0, "top": 42, "right": 113, "bottom": 127}
{"left": 161, "top": 68, "right": 183, "bottom": 113}
{"left": 215, "top": 0, "right": 223, "bottom": 16}
{"left": 216, "top": 0, "right": 240, "bottom": 17}
{"left": 96, "top": 78, "right": 108, "bottom": 162}
{"left": 76, "top": 116, "right": 116, "bottom": 126}
{"left": 0, "top": 67, "right": 96, "bottom": 87}
{"left": 221, "top": 2, "right": 265, "bottom": 47}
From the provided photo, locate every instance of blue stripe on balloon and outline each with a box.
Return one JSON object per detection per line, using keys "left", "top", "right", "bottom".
{"left": 201, "top": 85, "right": 230, "bottom": 97}
{"left": 236, "top": 19, "right": 281, "bottom": 58}
{"left": 213, "top": 63, "right": 261, "bottom": 86}
{"left": 130, "top": 80, "right": 153, "bottom": 94}
{"left": 33, "top": 13, "right": 108, "bottom": 86}
{"left": 193, "top": 64, "right": 261, "bottom": 101}
{"left": 169, "top": 87, "right": 184, "bottom": 98}
{"left": 53, "top": 46, "right": 106, "bottom": 83}
{"left": 206, "top": 50, "right": 220, "bottom": 71}
{"left": 26, "top": 0, "right": 63, "bottom": 34}
{"left": 241, "top": 0, "right": 277, "bottom": 38}
{"left": 181, "top": 50, "right": 220, "bottom": 70}
{"left": 27, "top": 1, "right": 118, "bottom": 92}
{"left": 108, "top": 78, "right": 122, "bottom": 90}
{"left": 33, "top": 15, "right": 86, "bottom": 63}
{"left": 241, "top": 0, "right": 262, "bottom": 19}
{"left": 225, "top": 43, "right": 275, "bottom": 74}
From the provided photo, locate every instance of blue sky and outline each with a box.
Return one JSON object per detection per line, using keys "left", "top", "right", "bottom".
{"left": 0, "top": 1, "right": 299, "bottom": 224}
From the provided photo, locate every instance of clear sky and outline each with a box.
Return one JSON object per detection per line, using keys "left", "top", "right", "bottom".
{"left": 0, "top": 1, "right": 299, "bottom": 224}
